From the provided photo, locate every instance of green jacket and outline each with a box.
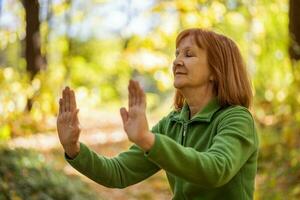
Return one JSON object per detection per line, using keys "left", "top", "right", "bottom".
{"left": 65, "top": 98, "right": 259, "bottom": 200}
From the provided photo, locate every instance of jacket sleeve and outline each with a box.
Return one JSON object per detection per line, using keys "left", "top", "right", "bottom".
{"left": 64, "top": 117, "right": 168, "bottom": 188}
{"left": 145, "top": 106, "right": 259, "bottom": 188}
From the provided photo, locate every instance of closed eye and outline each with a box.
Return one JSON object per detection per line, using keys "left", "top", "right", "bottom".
{"left": 185, "top": 51, "right": 194, "bottom": 57}
{"left": 175, "top": 49, "right": 195, "bottom": 57}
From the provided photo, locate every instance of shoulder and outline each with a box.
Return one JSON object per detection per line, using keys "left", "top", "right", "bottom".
{"left": 218, "top": 105, "right": 253, "bottom": 121}
{"left": 216, "top": 105, "right": 255, "bottom": 133}
{"left": 216, "top": 105, "right": 259, "bottom": 147}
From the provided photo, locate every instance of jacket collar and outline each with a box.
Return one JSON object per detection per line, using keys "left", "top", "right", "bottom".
{"left": 171, "top": 97, "right": 221, "bottom": 123}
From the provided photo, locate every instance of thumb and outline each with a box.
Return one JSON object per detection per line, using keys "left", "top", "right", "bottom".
{"left": 120, "top": 107, "right": 129, "bottom": 125}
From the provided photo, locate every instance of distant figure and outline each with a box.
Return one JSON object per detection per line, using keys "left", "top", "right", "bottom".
{"left": 57, "top": 28, "right": 259, "bottom": 200}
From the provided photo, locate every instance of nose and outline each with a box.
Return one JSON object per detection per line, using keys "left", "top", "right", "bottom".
{"left": 173, "top": 57, "right": 184, "bottom": 66}
{"left": 173, "top": 57, "right": 184, "bottom": 72}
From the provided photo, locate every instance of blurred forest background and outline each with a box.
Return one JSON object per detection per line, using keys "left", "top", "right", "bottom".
{"left": 1, "top": 0, "right": 300, "bottom": 199}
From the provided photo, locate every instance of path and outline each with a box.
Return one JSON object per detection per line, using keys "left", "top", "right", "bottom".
{"left": 7, "top": 109, "right": 172, "bottom": 200}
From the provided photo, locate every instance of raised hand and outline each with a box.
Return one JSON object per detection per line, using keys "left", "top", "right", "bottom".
{"left": 120, "top": 80, "right": 155, "bottom": 151}
{"left": 57, "top": 86, "right": 81, "bottom": 158}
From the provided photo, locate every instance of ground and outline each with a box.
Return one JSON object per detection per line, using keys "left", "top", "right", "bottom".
{"left": 8, "top": 110, "right": 172, "bottom": 200}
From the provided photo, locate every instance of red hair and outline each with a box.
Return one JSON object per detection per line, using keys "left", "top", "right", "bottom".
{"left": 174, "top": 28, "right": 252, "bottom": 110}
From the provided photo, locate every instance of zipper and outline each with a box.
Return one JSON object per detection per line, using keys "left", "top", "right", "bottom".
{"left": 182, "top": 123, "right": 188, "bottom": 146}
{"left": 171, "top": 118, "right": 189, "bottom": 146}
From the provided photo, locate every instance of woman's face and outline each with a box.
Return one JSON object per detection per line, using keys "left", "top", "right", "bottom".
{"left": 173, "top": 36, "right": 213, "bottom": 90}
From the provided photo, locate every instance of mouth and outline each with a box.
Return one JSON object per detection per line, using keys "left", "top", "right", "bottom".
{"left": 175, "top": 72, "right": 187, "bottom": 76}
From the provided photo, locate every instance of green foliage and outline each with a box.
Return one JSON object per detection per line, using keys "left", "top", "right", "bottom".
{"left": 1, "top": 0, "right": 300, "bottom": 198}
{"left": 0, "top": 66, "right": 58, "bottom": 137}
{"left": 0, "top": 146, "right": 100, "bottom": 200}
{"left": 0, "top": 125, "right": 10, "bottom": 141}
{"left": 256, "top": 126, "right": 300, "bottom": 199}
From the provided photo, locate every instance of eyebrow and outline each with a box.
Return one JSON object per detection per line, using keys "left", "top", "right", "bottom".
{"left": 175, "top": 47, "right": 195, "bottom": 54}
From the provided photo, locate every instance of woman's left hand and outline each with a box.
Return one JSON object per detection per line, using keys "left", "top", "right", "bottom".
{"left": 120, "top": 80, "right": 155, "bottom": 151}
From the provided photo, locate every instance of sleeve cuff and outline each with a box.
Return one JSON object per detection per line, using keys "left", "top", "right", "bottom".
{"left": 144, "top": 134, "right": 161, "bottom": 158}
{"left": 64, "top": 142, "right": 87, "bottom": 164}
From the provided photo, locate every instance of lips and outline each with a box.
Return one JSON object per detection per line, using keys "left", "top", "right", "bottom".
{"left": 175, "top": 72, "right": 187, "bottom": 75}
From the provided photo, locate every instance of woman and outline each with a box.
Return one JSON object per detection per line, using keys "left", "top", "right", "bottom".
{"left": 57, "top": 28, "right": 259, "bottom": 200}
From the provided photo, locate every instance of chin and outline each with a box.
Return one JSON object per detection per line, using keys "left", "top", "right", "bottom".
{"left": 173, "top": 81, "right": 186, "bottom": 89}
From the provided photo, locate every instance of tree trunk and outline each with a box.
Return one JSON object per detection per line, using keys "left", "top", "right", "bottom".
{"left": 22, "top": 0, "right": 45, "bottom": 111}
{"left": 286, "top": 0, "right": 300, "bottom": 147}
{"left": 289, "top": 0, "right": 300, "bottom": 61}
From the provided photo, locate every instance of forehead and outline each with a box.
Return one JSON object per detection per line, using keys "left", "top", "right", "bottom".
{"left": 176, "top": 36, "right": 201, "bottom": 51}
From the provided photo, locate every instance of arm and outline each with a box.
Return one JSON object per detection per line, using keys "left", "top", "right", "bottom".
{"left": 65, "top": 143, "right": 160, "bottom": 188}
{"left": 64, "top": 115, "right": 168, "bottom": 188}
{"left": 57, "top": 85, "right": 163, "bottom": 188}
{"left": 145, "top": 107, "right": 258, "bottom": 188}
{"left": 65, "top": 115, "right": 168, "bottom": 188}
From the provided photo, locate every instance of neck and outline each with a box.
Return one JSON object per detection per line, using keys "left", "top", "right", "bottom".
{"left": 179, "top": 85, "right": 215, "bottom": 118}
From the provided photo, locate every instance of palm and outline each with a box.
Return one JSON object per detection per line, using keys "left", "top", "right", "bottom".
{"left": 120, "top": 80, "right": 149, "bottom": 144}
{"left": 57, "top": 87, "right": 80, "bottom": 148}
{"left": 57, "top": 113, "right": 80, "bottom": 145}
{"left": 125, "top": 106, "right": 147, "bottom": 138}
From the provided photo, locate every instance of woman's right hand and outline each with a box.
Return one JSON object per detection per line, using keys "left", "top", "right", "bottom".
{"left": 57, "top": 86, "right": 81, "bottom": 159}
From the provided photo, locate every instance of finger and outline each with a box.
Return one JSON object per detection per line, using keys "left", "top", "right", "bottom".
{"left": 120, "top": 107, "right": 128, "bottom": 125}
{"left": 135, "top": 80, "right": 142, "bottom": 105}
{"left": 136, "top": 81, "right": 146, "bottom": 105}
{"left": 59, "top": 98, "right": 63, "bottom": 115}
{"left": 65, "top": 86, "right": 70, "bottom": 112}
{"left": 128, "top": 80, "right": 134, "bottom": 107}
{"left": 62, "top": 87, "right": 67, "bottom": 112}
{"left": 70, "top": 110, "right": 81, "bottom": 137}
{"left": 135, "top": 81, "right": 143, "bottom": 105}
{"left": 131, "top": 80, "right": 138, "bottom": 105}
{"left": 71, "top": 109, "right": 80, "bottom": 125}
{"left": 70, "top": 90, "right": 77, "bottom": 112}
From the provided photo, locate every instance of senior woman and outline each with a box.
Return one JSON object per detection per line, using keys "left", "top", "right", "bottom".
{"left": 57, "top": 28, "right": 259, "bottom": 200}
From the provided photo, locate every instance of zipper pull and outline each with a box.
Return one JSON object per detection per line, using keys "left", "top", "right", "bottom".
{"left": 183, "top": 124, "right": 187, "bottom": 137}
{"left": 181, "top": 123, "right": 188, "bottom": 145}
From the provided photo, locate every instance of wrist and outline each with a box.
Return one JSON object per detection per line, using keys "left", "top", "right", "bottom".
{"left": 138, "top": 132, "right": 155, "bottom": 151}
{"left": 64, "top": 142, "right": 80, "bottom": 159}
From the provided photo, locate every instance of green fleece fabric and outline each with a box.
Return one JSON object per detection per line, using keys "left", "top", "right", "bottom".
{"left": 65, "top": 98, "right": 259, "bottom": 200}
